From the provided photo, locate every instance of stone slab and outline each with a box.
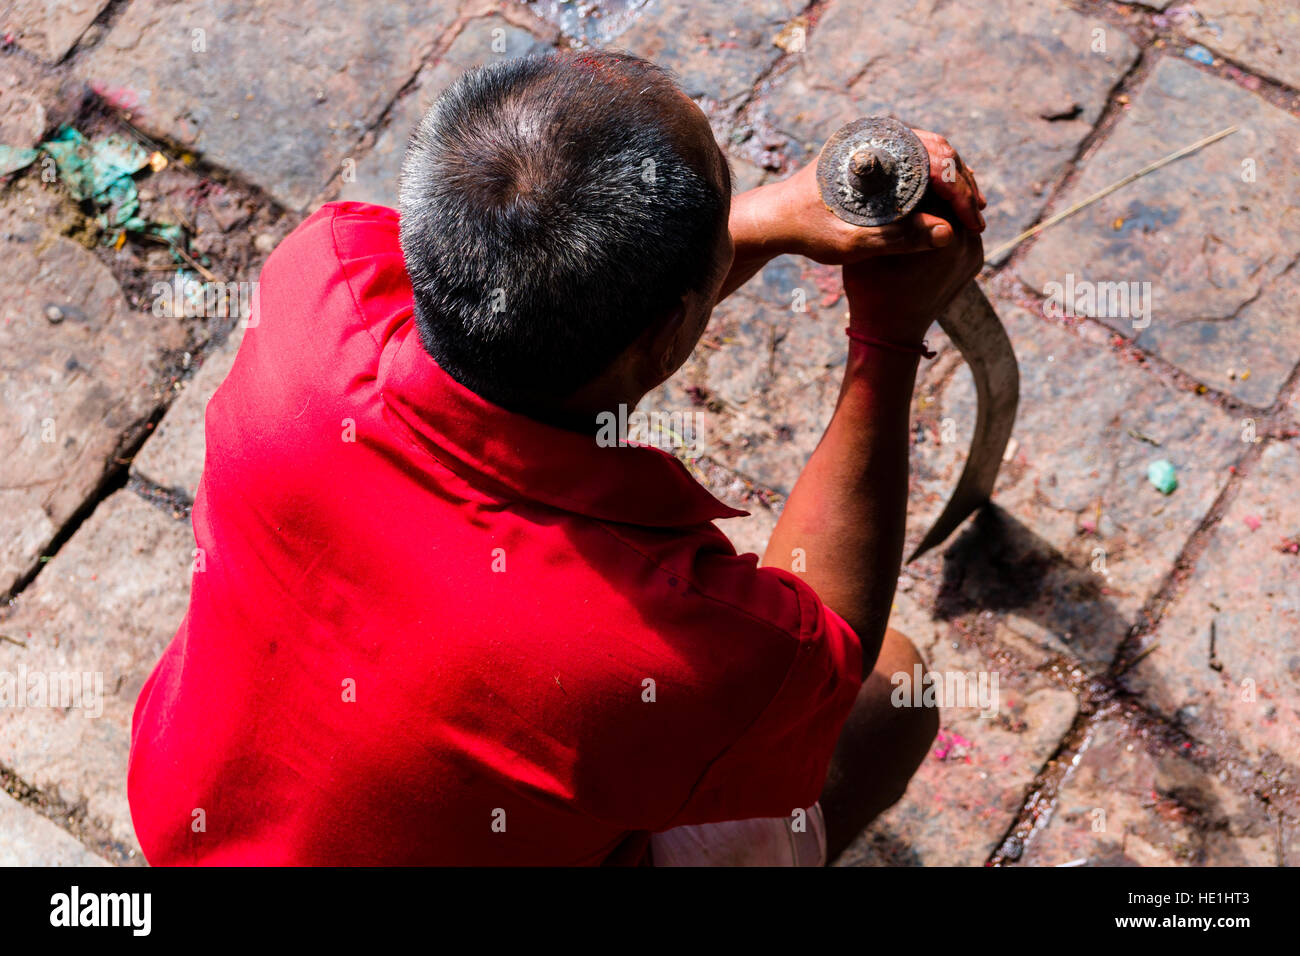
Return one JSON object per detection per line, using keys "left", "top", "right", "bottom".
{"left": 760, "top": 0, "right": 1140, "bottom": 255}
{"left": 0, "top": 791, "right": 109, "bottom": 866}
{"left": 340, "top": 15, "right": 552, "bottom": 209}
{"left": 80, "top": 0, "right": 463, "bottom": 209}
{"left": 836, "top": 589, "right": 1080, "bottom": 866}
{"left": 0, "top": 189, "right": 184, "bottom": 598}
{"left": 1175, "top": 1, "right": 1300, "bottom": 91}
{"left": 0, "top": 66, "right": 48, "bottom": 151}
{"left": 1017, "top": 56, "right": 1300, "bottom": 408}
{"left": 657, "top": 270, "right": 1243, "bottom": 669}
{"left": 616, "top": 0, "right": 803, "bottom": 103}
{"left": 131, "top": 322, "right": 245, "bottom": 500}
{"left": 1, "top": 0, "right": 111, "bottom": 63}
{"left": 1124, "top": 439, "right": 1300, "bottom": 779}
{"left": 911, "top": 301, "right": 1243, "bottom": 668}
{"left": 1020, "top": 718, "right": 1292, "bottom": 866}
{"left": 0, "top": 490, "right": 194, "bottom": 857}
{"left": 525, "top": 0, "right": 645, "bottom": 50}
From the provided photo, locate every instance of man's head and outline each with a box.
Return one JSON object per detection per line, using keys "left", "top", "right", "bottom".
{"left": 399, "top": 50, "right": 732, "bottom": 419}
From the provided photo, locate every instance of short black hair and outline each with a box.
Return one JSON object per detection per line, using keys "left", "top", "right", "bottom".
{"left": 398, "top": 50, "right": 728, "bottom": 412}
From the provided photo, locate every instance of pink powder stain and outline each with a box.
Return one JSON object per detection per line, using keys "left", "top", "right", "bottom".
{"left": 89, "top": 82, "right": 142, "bottom": 113}
{"left": 932, "top": 730, "right": 974, "bottom": 762}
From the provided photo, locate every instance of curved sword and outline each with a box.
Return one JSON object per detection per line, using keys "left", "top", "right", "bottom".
{"left": 815, "top": 117, "right": 1020, "bottom": 562}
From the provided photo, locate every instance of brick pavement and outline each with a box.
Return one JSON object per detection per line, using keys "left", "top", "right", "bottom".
{"left": 2, "top": 0, "right": 1297, "bottom": 866}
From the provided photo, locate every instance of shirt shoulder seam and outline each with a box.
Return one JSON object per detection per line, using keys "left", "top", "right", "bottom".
{"left": 593, "top": 520, "right": 814, "bottom": 645}
{"left": 326, "top": 204, "right": 386, "bottom": 352}
{"left": 591, "top": 522, "right": 824, "bottom": 830}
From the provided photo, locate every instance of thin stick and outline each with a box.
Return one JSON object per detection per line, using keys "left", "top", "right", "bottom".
{"left": 1119, "top": 640, "right": 1160, "bottom": 675}
{"left": 165, "top": 201, "right": 196, "bottom": 235}
{"left": 987, "top": 125, "right": 1239, "bottom": 261}
{"left": 138, "top": 231, "right": 222, "bottom": 283}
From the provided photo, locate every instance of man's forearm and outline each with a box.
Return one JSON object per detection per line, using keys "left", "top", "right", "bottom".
{"left": 761, "top": 342, "right": 918, "bottom": 676}
{"left": 718, "top": 183, "right": 791, "bottom": 300}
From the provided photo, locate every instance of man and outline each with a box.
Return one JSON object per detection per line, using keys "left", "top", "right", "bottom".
{"left": 128, "top": 49, "right": 985, "bottom": 865}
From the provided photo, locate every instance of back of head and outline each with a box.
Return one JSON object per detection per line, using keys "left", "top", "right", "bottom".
{"left": 398, "top": 50, "right": 726, "bottom": 413}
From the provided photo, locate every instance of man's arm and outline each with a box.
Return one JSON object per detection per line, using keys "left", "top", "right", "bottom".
{"left": 760, "top": 333, "right": 918, "bottom": 668}
{"left": 714, "top": 128, "right": 986, "bottom": 675}
{"left": 761, "top": 228, "right": 984, "bottom": 675}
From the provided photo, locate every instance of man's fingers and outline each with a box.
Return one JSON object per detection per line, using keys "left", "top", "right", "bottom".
{"left": 961, "top": 164, "right": 987, "bottom": 216}
{"left": 963, "top": 168, "right": 986, "bottom": 226}
{"left": 913, "top": 212, "right": 955, "bottom": 247}
{"left": 967, "top": 167, "right": 988, "bottom": 209}
{"left": 858, "top": 211, "right": 954, "bottom": 257}
{"left": 936, "top": 163, "right": 983, "bottom": 233}
{"left": 912, "top": 128, "right": 984, "bottom": 233}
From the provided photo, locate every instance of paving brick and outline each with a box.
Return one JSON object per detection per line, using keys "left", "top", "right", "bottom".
{"left": 131, "top": 323, "right": 245, "bottom": 500}
{"left": 6, "top": 0, "right": 1293, "bottom": 872}
{"left": 1, "top": 0, "right": 110, "bottom": 63}
{"left": 1124, "top": 440, "right": 1300, "bottom": 779}
{"left": 1175, "top": 0, "right": 1300, "bottom": 91}
{"left": 0, "top": 189, "right": 184, "bottom": 598}
{"left": 1020, "top": 718, "right": 1291, "bottom": 866}
{"left": 1017, "top": 56, "right": 1300, "bottom": 408}
{"left": 524, "top": 0, "right": 644, "bottom": 49}
{"left": 340, "top": 16, "right": 552, "bottom": 208}
{"left": 836, "top": 589, "right": 1079, "bottom": 866}
{"left": 80, "top": 0, "right": 463, "bottom": 209}
{"left": 0, "top": 792, "right": 109, "bottom": 866}
{"left": 0, "top": 67, "right": 48, "bottom": 152}
{"left": 760, "top": 0, "right": 1139, "bottom": 255}
{"left": 616, "top": 0, "right": 803, "bottom": 103}
{"left": 0, "top": 490, "right": 193, "bottom": 857}
{"left": 911, "top": 301, "right": 1243, "bottom": 667}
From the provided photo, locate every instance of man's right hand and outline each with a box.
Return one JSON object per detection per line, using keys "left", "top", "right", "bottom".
{"left": 842, "top": 209, "right": 985, "bottom": 346}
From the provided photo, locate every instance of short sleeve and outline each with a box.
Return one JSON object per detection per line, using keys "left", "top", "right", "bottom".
{"left": 657, "top": 565, "right": 864, "bottom": 829}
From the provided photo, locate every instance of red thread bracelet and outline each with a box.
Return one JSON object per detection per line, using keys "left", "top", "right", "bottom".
{"left": 845, "top": 327, "right": 937, "bottom": 359}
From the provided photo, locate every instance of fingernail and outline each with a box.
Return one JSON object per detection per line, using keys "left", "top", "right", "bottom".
{"left": 930, "top": 224, "right": 953, "bottom": 246}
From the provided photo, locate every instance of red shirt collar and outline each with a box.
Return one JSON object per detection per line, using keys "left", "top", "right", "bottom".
{"left": 378, "top": 319, "right": 746, "bottom": 528}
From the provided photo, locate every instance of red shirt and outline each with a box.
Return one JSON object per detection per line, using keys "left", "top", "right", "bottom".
{"left": 127, "top": 202, "right": 863, "bottom": 865}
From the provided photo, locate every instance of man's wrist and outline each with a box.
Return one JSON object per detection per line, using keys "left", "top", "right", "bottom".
{"left": 846, "top": 309, "right": 937, "bottom": 352}
{"left": 843, "top": 333, "right": 922, "bottom": 382}
{"left": 846, "top": 327, "right": 936, "bottom": 359}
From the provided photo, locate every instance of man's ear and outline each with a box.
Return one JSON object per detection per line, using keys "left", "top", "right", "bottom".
{"left": 648, "top": 300, "right": 690, "bottom": 381}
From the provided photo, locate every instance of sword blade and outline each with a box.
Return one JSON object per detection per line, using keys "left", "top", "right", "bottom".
{"left": 908, "top": 282, "right": 1019, "bottom": 561}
